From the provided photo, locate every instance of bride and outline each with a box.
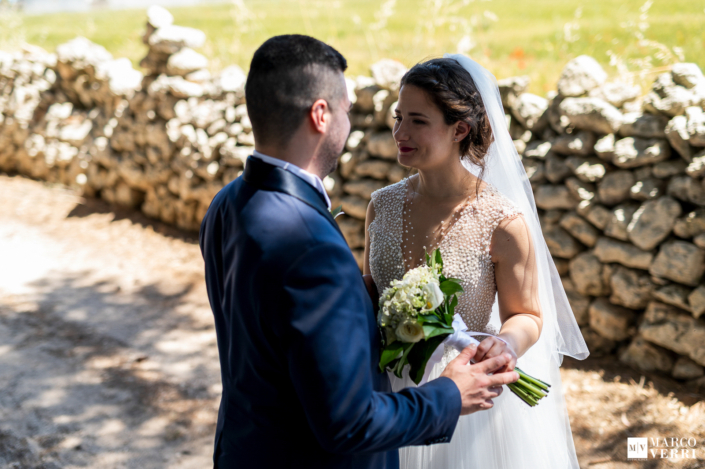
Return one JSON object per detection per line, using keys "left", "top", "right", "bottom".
{"left": 362, "top": 55, "right": 589, "bottom": 468}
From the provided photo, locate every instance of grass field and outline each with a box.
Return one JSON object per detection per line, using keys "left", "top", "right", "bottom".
{"left": 1, "top": 0, "right": 704, "bottom": 94}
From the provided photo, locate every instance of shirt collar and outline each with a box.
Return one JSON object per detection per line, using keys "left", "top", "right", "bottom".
{"left": 251, "top": 150, "right": 331, "bottom": 210}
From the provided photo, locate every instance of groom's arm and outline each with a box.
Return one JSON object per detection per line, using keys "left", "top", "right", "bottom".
{"left": 274, "top": 242, "right": 462, "bottom": 455}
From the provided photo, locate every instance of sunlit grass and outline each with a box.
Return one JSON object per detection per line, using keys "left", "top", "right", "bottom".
{"left": 2, "top": 0, "right": 704, "bottom": 95}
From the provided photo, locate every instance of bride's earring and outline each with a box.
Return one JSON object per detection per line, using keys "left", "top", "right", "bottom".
{"left": 454, "top": 138, "right": 458, "bottom": 142}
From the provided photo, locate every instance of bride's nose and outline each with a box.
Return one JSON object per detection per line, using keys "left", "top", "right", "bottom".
{"left": 393, "top": 120, "right": 409, "bottom": 142}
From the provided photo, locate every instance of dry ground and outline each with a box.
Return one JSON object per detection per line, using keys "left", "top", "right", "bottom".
{"left": 0, "top": 174, "right": 703, "bottom": 469}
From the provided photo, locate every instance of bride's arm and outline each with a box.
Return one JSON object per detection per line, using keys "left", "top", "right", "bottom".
{"left": 363, "top": 201, "right": 375, "bottom": 275}
{"left": 362, "top": 201, "right": 378, "bottom": 306}
{"left": 474, "top": 215, "right": 543, "bottom": 367}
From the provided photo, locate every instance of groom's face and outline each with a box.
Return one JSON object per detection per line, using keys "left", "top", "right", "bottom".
{"left": 319, "top": 72, "right": 352, "bottom": 175}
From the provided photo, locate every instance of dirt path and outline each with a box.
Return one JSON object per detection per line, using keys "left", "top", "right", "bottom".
{"left": 0, "top": 174, "right": 703, "bottom": 468}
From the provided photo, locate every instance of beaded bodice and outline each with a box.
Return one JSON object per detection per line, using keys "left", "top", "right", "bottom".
{"left": 369, "top": 178, "right": 522, "bottom": 335}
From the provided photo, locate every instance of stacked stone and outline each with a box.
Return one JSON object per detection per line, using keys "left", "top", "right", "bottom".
{"left": 331, "top": 59, "right": 410, "bottom": 267}
{"left": 0, "top": 6, "right": 249, "bottom": 231}
{"left": 508, "top": 56, "right": 705, "bottom": 386}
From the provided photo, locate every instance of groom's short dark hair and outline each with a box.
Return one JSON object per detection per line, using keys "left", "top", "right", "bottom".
{"left": 245, "top": 35, "right": 348, "bottom": 147}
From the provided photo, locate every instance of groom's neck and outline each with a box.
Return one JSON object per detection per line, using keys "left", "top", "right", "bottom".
{"left": 255, "top": 135, "right": 324, "bottom": 179}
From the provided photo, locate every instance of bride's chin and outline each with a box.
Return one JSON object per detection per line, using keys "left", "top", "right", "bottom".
{"left": 397, "top": 152, "right": 417, "bottom": 167}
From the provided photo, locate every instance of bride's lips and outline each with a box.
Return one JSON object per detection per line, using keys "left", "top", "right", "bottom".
{"left": 398, "top": 146, "right": 415, "bottom": 153}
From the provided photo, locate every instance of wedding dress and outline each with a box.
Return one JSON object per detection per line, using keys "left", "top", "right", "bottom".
{"left": 369, "top": 178, "right": 582, "bottom": 468}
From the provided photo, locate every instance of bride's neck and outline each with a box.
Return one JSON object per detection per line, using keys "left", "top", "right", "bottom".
{"left": 414, "top": 157, "right": 475, "bottom": 199}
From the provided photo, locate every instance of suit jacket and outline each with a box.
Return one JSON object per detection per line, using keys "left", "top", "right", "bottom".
{"left": 199, "top": 156, "right": 462, "bottom": 469}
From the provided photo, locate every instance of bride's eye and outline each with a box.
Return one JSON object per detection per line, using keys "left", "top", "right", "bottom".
{"left": 393, "top": 115, "right": 402, "bottom": 121}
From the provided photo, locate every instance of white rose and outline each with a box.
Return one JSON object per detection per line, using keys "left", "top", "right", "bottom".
{"left": 422, "top": 282, "right": 443, "bottom": 311}
{"left": 396, "top": 319, "right": 424, "bottom": 343}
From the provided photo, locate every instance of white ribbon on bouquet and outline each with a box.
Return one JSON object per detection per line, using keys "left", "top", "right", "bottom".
{"left": 418, "top": 314, "right": 510, "bottom": 385}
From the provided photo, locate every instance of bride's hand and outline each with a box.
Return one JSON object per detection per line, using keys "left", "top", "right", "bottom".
{"left": 473, "top": 337, "right": 517, "bottom": 373}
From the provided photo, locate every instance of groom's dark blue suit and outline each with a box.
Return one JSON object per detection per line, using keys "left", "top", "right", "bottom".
{"left": 199, "top": 156, "right": 461, "bottom": 469}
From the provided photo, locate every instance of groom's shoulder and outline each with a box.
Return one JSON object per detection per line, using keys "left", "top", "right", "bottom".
{"left": 212, "top": 177, "right": 340, "bottom": 245}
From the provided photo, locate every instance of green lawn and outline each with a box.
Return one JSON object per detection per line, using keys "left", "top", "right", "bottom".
{"left": 1, "top": 0, "right": 704, "bottom": 94}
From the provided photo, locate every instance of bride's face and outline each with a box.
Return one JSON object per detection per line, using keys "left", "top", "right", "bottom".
{"left": 393, "top": 84, "right": 459, "bottom": 171}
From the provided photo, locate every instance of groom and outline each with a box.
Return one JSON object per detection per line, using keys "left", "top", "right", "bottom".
{"left": 199, "top": 35, "right": 518, "bottom": 469}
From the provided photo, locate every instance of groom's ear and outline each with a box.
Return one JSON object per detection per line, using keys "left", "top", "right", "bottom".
{"left": 309, "top": 99, "right": 331, "bottom": 135}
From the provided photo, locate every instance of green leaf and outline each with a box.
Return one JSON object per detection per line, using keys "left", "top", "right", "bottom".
{"left": 418, "top": 314, "right": 443, "bottom": 325}
{"left": 435, "top": 249, "right": 443, "bottom": 268}
{"left": 425, "top": 250, "right": 431, "bottom": 267}
{"left": 406, "top": 335, "right": 447, "bottom": 385}
{"left": 422, "top": 324, "right": 453, "bottom": 340}
{"left": 379, "top": 342, "right": 405, "bottom": 371}
{"left": 440, "top": 280, "right": 464, "bottom": 296}
{"left": 330, "top": 205, "right": 343, "bottom": 218}
{"left": 448, "top": 295, "right": 458, "bottom": 317}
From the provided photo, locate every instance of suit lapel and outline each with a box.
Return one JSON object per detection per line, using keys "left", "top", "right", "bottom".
{"left": 243, "top": 156, "right": 344, "bottom": 237}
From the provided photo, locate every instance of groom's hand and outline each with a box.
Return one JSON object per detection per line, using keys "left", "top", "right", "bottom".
{"left": 440, "top": 345, "right": 519, "bottom": 416}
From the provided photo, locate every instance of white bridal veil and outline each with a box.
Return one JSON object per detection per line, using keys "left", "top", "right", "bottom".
{"left": 444, "top": 53, "right": 590, "bottom": 365}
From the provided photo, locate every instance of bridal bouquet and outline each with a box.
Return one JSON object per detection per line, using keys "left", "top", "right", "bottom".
{"left": 377, "top": 248, "right": 551, "bottom": 407}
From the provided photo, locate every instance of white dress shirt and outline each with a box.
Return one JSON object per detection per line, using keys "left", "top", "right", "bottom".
{"left": 251, "top": 150, "right": 331, "bottom": 210}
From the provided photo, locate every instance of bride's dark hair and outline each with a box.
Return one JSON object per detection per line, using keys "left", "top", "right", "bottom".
{"left": 399, "top": 58, "right": 494, "bottom": 178}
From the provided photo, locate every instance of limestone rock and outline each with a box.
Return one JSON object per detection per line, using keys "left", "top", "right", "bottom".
{"left": 148, "top": 25, "right": 207, "bottom": 55}
{"left": 640, "top": 301, "right": 705, "bottom": 366}
{"left": 337, "top": 217, "right": 365, "bottom": 249}
{"left": 544, "top": 226, "right": 582, "bottom": 259}
{"left": 688, "top": 285, "right": 705, "bottom": 319}
{"left": 346, "top": 130, "right": 366, "bottom": 151}
{"left": 672, "top": 356, "right": 705, "bottom": 380}
{"left": 643, "top": 73, "right": 698, "bottom": 117}
{"left": 354, "top": 76, "right": 380, "bottom": 113}
{"left": 370, "top": 59, "right": 406, "bottom": 91}
{"left": 544, "top": 154, "right": 571, "bottom": 183}
{"left": 685, "top": 150, "right": 705, "bottom": 178}
{"left": 552, "top": 131, "right": 596, "bottom": 156}
{"left": 672, "top": 63, "right": 705, "bottom": 89}
{"left": 354, "top": 159, "right": 392, "bottom": 180}
{"left": 523, "top": 140, "right": 552, "bottom": 159}
{"left": 653, "top": 284, "right": 692, "bottom": 312}
{"left": 557, "top": 55, "right": 607, "bottom": 97}
{"left": 565, "top": 177, "right": 595, "bottom": 201}
{"left": 565, "top": 156, "right": 606, "bottom": 183}
{"left": 650, "top": 241, "right": 705, "bottom": 286}
{"left": 597, "top": 170, "right": 635, "bottom": 206}
{"left": 340, "top": 195, "right": 368, "bottom": 220}
{"left": 498, "top": 75, "right": 530, "bottom": 108}
{"left": 593, "top": 237, "right": 653, "bottom": 270}
{"left": 523, "top": 159, "right": 545, "bottom": 183}
{"left": 559, "top": 212, "right": 599, "bottom": 247}
{"left": 619, "top": 112, "right": 668, "bottom": 139}
{"left": 218, "top": 65, "right": 246, "bottom": 93}
{"left": 594, "top": 133, "right": 616, "bottom": 161}
{"left": 166, "top": 48, "right": 208, "bottom": 76}
{"left": 627, "top": 197, "right": 681, "bottom": 250}
{"left": 148, "top": 75, "right": 203, "bottom": 98}
{"left": 604, "top": 203, "right": 638, "bottom": 241}
{"left": 589, "top": 81, "right": 640, "bottom": 108}
{"left": 667, "top": 175, "right": 705, "bottom": 205}
{"left": 612, "top": 137, "right": 670, "bottom": 169}
{"left": 686, "top": 106, "right": 705, "bottom": 146}
{"left": 583, "top": 203, "right": 612, "bottom": 230}
{"left": 367, "top": 132, "right": 397, "bottom": 159}
{"left": 629, "top": 177, "right": 664, "bottom": 201}
{"left": 674, "top": 209, "right": 705, "bottom": 239}
{"left": 511, "top": 93, "right": 548, "bottom": 130}
{"left": 559, "top": 97, "right": 623, "bottom": 135}
{"left": 570, "top": 251, "right": 606, "bottom": 296}
{"left": 534, "top": 185, "right": 578, "bottom": 210}
{"left": 146, "top": 5, "right": 174, "bottom": 29}
{"left": 580, "top": 326, "right": 617, "bottom": 356}
{"left": 387, "top": 165, "right": 407, "bottom": 183}
{"left": 563, "top": 281, "right": 591, "bottom": 326}
{"left": 664, "top": 115, "right": 693, "bottom": 161}
{"left": 56, "top": 36, "right": 113, "bottom": 69}
{"left": 609, "top": 265, "right": 655, "bottom": 309}
{"left": 653, "top": 160, "right": 687, "bottom": 179}
{"left": 589, "top": 298, "right": 636, "bottom": 341}
{"left": 620, "top": 335, "right": 674, "bottom": 372}
{"left": 342, "top": 179, "right": 385, "bottom": 200}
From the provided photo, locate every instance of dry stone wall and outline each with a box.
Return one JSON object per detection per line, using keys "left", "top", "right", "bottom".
{"left": 1, "top": 7, "right": 705, "bottom": 386}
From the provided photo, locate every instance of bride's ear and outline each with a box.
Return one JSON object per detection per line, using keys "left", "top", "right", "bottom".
{"left": 454, "top": 121, "right": 471, "bottom": 142}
